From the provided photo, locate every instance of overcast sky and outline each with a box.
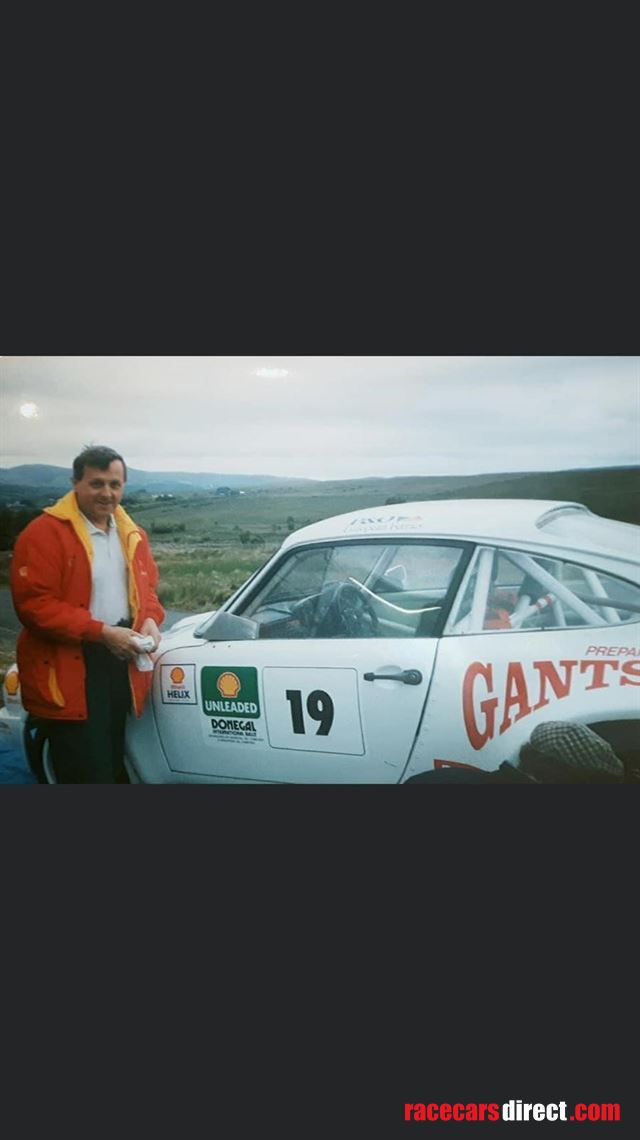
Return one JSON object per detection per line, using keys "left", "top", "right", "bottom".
{"left": 0, "top": 356, "right": 638, "bottom": 480}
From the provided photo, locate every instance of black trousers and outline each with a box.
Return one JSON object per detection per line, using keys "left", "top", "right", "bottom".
{"left": 39, "top": 643, "right": 132, "bottom": 784}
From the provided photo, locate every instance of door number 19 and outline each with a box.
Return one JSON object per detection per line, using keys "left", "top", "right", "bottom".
{"left": 285, "top": 689, "right": 335, "bottom": 736}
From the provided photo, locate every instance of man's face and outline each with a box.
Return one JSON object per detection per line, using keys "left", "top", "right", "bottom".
{"left": 73, "top": 460, "right": 126, "bottom": 528}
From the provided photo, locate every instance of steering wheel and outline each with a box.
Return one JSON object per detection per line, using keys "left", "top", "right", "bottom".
{"left": 288, "top": 593, "right": 320, "bottom": 635}
{"left": 316, "top": 582, "right": 379, "bottom": 638}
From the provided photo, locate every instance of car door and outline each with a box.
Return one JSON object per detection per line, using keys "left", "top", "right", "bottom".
{"left": 409, "top": 545, "right": 640, "bottom": 776}
{"left": 153, "top": 539, "right": 472, "bottom": 782}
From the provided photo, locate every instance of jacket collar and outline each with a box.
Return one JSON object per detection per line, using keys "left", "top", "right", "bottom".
{"left": 44, "top": 491, "right": 141, "bottom": 561}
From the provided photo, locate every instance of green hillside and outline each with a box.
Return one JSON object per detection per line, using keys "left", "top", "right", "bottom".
{"left": 429, "top": 467, "right": 639, "bottom": 526}
{"left": 125, "top": 466, "right": 639, "bottom": 541}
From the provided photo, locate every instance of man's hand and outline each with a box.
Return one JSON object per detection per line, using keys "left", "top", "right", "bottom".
{"left": 139, "top": 617, "right": 162, "bottom": 651}
{"left": 100, "top": 625, "right": 139, "bottom": 660}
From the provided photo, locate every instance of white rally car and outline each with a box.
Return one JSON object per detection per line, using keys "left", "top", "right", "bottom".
{"left": 2, "top": 499, "right": 639, "bottom": 783}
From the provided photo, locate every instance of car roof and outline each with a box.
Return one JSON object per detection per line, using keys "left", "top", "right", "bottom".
{"left": 280, "top": 499, "right": 640, "bottom": 565}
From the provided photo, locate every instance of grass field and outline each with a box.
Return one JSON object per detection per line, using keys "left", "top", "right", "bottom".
{"left": 153, "top": 546, "right": 275, "bottom": 610}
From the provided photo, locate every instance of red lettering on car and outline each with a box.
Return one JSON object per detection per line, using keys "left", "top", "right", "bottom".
{"left": 462, "top": 662, "right": 499, "bottom": 750}
{"left": 498, "top": 662, "right": 532, "bottom": 735}
{"left": 531, "top": 660, "right": 577, "bottom": 711}
{"left": 621, "top": 659, "right": 640, "bottom": 686}
{"left": 462, "top": 657, "right": 640, "bottom": 748}
{"left": 579, "top": 659, "right": 619, "bottom": 689}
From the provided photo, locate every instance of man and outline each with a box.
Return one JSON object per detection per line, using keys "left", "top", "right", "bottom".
{"left": 10, "top": 445, "right": 165, "bottom": 783}
{"left": 405, "top": 722, "right": 627, "bottom": 785}
{"left": 518, "top": 721, "right": 626, "bottom": 784}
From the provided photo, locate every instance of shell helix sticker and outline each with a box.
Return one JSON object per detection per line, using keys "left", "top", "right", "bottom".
{"left": 161, "top": 664, "right": 197, "bottom": 704}
{"left": 201, "top": 666, "right": 265, "bottom": 745}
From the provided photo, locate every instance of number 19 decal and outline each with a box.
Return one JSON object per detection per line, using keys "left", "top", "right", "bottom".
{"left": 286, "top": 689, "right": 335, "bottom": 736}
{"left": 264, "top": 667, "right": 363, "bottom": 754}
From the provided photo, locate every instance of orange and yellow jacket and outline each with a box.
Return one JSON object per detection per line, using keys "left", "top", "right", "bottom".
{"left": 10, "top": 491, "right": 165, "bottom": 720}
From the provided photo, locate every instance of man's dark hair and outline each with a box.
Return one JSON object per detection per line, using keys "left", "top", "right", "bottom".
{"left": 72, "top": 446, "right": 127, "bottom": 482}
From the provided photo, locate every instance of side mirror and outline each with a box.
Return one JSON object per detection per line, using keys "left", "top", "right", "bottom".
{"left": 196, "top": 610, "right": 259, "bottom": 642}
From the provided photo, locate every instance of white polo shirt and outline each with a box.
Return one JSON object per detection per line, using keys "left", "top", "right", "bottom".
{"left": 80, "top": 512, "right": 130, "bottom": 626}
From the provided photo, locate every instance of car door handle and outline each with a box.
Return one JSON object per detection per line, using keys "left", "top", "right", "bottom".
{"left": 363, "top": 670, "right": 423, "bottom": 685}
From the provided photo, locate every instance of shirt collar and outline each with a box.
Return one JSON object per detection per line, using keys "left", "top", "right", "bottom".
{"left": 80, "top": 511, "right": 116, "bottom": 535}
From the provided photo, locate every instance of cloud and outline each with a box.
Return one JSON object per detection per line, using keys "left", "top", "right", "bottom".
{"left": 0, "top": 356, "right": 637, "bottom": 478}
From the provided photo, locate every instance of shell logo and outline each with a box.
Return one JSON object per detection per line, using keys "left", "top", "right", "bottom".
{"left": 5, "top": 671, "right": 20, "bottom": 696}
{"left": 217, "top": 671, "right": 241, "bottom": 698}
{"left": 170, "top": 666, "right": 186, "bottom": 686}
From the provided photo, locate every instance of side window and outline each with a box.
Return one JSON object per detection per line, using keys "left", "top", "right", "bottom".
{"left": 238, "top": 542, "right": 467, "bottom": 640}
{"left": 448, "top": 547, "right": 640, "bottom": 633}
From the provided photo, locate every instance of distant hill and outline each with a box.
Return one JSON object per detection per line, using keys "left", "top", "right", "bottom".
{"left": 0, "top": 463, "right": 638, "bottom": 524}
{"left": 0, "top": 464, "right": 69, "bottom": 488}
{"left": 261, "top": 466, "right": 639, "bottom": 522}
{"left": 0, "top": 465, "right": 313, "bottom": 494}
{"left": 427, "top": 466, "right": 639, "bottom": 526}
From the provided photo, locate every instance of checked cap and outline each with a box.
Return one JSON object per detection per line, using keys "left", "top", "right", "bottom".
{"left": 529, "top": 721, "right": 624, "bottom": 777}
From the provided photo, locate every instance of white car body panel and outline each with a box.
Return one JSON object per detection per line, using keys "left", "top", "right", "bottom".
{"left": 409, "top": 624, "right": 640, "bottom": 777}
{"left": 128, "top": 636, "right": 439, "bottom": 784}
{"left": 277, "top": 499, "right": 639, "bottom": 565}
